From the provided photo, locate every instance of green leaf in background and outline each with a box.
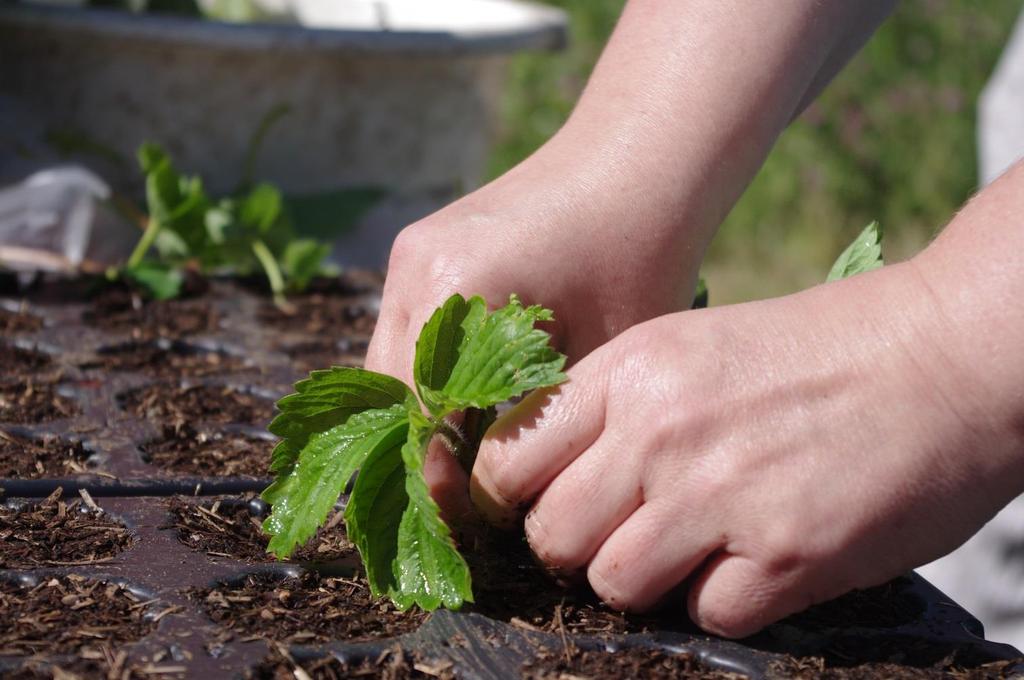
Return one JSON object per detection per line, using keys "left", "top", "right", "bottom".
{"left": 426, "top": 294, "right": 567, "bottom": 413}
{"left": 240, "top": 183, "right": 283, "bottom": 234}
{"left": 123, "top": 260, "right": 183, "bottom": 300}
{"left": 140, "top": 147, "right": 210, "bottom": 254}
{"left": 262, "top": 404, "right": 409, "bottom": 559}
{"left": 393, "top": 411, "right": 473, "bottom": 610}
{"left": 827, "top": 221, "right": 884, "bottom": 282}
{"left": 282, "top": 239, "right": 331, "bottom": 292}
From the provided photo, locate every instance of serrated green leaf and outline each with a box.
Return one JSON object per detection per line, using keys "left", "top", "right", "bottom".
{"left": 343, "top": 411, "right": 473, "bottom": 610}
{"left": 267, "top": 367, "right": 417, "bottom": 475}
{"left": 393, "top": 411, "right": 472, "bottom": 609}
{"left": 420, "top": 294, "right": 566, "bottom": 412}
{"left": 282, "top": 238, "right": 330, "bottom": 292}
{"left": 343, "top": 420, "right": 410, "bottom": 599}
{"left": 262, "top": 404, "right": 409, "bottom": 558}
{"left": 827, "top": 221, "right": 884, "bottom": 282}
{"left": 413, "top": 294, "right": 483, "bottom": 414}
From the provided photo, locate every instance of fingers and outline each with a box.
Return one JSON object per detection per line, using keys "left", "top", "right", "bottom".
{"left": 523, "top": 433, "right": 643, "bottom": 574}
{"left": 687, "top": 553, "right": 809, "bottom": 638}
{"left": 586, "top": 500, "right": 720, "bottom": 613}
{"left": 469, "top": 359, "right": 609, "bottom": 527}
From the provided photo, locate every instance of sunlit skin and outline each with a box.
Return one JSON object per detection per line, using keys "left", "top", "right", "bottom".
{"left": 366, "top": 0, "right": 1024, "bottom": 637}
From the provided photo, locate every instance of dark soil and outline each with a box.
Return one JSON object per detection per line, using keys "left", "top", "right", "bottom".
{"left": 80, "top": 341, "right": 246, "bottom": 379}
{"left": 521, "top": 646, "right": 744, "bottom": 680}
{"left": 0, "top": 307, "right": 43, "bottom": 334}
{"left": 0, "top": 430, "right": 93, "bottom": 479}
{"left": 118, "top": 383, "right": 276, "bottom": 426}
{"left": 277, "top": 337, "right": 369, "bottom": 378}
{"left": 193, "top": 570, "right": 427, "bottom": 645}
{"left": 782, "top": 576, "right": 923, "bottom": 629}
{"left": 259, "top": 295, "right": 376, "bottom": 338}
{"left": 83, "top": 286, "right": 219, "bottom": 339}
{"left": 464, "top": 528, "right": 691, "bottom": 637}
{"left": 0, "top": 343, "right": 52, "bottom": 373}
{"left": 767, "top": 655, "right": 1024, "bottom": 679}
{"left": 166, "top": 496, "right": 354, "bottom": 562}
{"left": 246, "top": 647, "right": 453, "bottom": 680}
{"left": 0, "top": 575, "right": 159, "bottom": 656}
{"left": 0, "top": 379, "right": 79, "bottom": 424}
{"left": 4, "top": 655, "right": 174, "bottom": 680}
{"left": 141, "top": 424, "right": 274, "bottom": 477}
{"left": 0, "top": 488, "right": 134, "bottom": 568}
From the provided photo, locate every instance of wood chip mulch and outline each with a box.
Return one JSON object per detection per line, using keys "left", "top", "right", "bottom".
{"left": 80, "top": 343, "right": 245, "bottom": 380}
{"left": 0, "top": 488, "right": 133, "bottom": 568}
{"left": 0, "top": 431, "right": 94, "bottom": 480}
{"left": 0, "top": 575, "right": 161, "bottom": 656}
{"left": 244, "top": 645, "right": 454, "bottom": 680}
{"left": 118, "top": 384, "right": 275, "bottom": 426}
{"left": 192, "top": 571, "right": 426, "bottom": 645}
{"left": 0, "top": 378, "right": 79, "bottom": 424}
{"left": 521, "top": 645, "right": 745, "bottom": 680}
{"left": 142, "top": 425, "right": 273, "bottom": 477}
{"left": 166, "top": 497, "right": 353, "bottom": 563}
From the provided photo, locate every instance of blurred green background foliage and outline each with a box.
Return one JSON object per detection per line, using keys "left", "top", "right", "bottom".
{"left": 488, "top": 0, "right": 1022, "bottom": 304}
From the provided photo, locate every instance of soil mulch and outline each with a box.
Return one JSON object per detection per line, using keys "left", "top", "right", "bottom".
{"left": 0, "top": 379, "right": 79, "bottom": 424}
{"left": 4, "top": 649, "right": 182, "bottom": 680}
{"left": 522, "top": 645, "right": 744, "bottom": 680}
{"left": 0, "top": 430, "right": 93, "bottom": 479}
{"left": 767, "top": 655, "right": 1024, "bottom": 679}
{"left": 193, "top": 570, "right": 427, "bottom": 645}
{"left": 0, "top": 344, "right": 52, "bottom": 374}
{"left": 83, "top": 286, "right": 219, "bottom": 340}
{"left": 142, "top": 424, "right": 274, "bottom": 477}
{"left": 782, "top": 577, "right": 923, "bottom": 629}
{"left": 0, "top": 488, "right": 133, "bottom": 568}
{"left": 80, "top": 342, "right": 246, "bottom": 379}
{"left": 259, "top": 295, "right": 376, "bottom": 338}
{"left": 118, "top": 383, "right": 276, "bottom": 426}
{"left": 166, "top": 496, "right": 354, "bottom": 562}
{"left": 0, "top": 307, "right": 43, "bottom": 334}
{"left": 248, "top": 647, "right": 455, "bottom": 680}
{"left": 277, "top": 337, "right": 368, "bottom": 378}
{"left": 0, "top": 575, "right": 161, "bottom": 656}
{"left": 463, "top": 528, "right": 690, "bottom": 637}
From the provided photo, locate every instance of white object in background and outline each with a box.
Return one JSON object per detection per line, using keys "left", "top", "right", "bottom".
{"left": 0, "top": 167, "right": 110, "bottom": 270}
{"left": 979, "top": 9, "right": 1024, "bottom": 186}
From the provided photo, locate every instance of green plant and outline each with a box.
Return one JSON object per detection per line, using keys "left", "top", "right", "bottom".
{"left": 262, "top": 294, "right": 566, "bottom": 610}
{"left": 260, "top": 223, "right": 882, "bottom": 612}
{"left": 118, "top": 142, "right": 332, "bottom": 305}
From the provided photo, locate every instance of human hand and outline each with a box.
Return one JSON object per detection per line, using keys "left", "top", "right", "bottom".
{"left": 365, "top": 141, "right": 703, "bottom": 521}
{"left": 469, "top": 260, "right": 1024, "bottom": 637}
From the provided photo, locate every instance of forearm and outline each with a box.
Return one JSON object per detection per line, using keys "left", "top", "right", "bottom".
{"left": 910, "top": 161, "right": 1024, "bottom": 490}
{"left": 510, "top": 0, "right": 895, "bottom": 272}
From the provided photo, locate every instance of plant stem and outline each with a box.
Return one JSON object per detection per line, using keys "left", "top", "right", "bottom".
{"left": 251, "top": 238, "right": 289, "bottom": 309}
{"left": 437, "top": 419, "right": 475, "bottom": 474}
{"left": 126, "top": 217, "right": 162, "bottom": 269}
